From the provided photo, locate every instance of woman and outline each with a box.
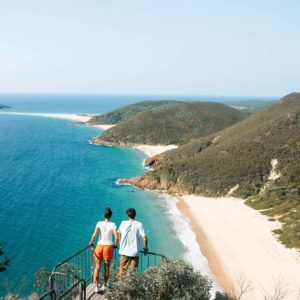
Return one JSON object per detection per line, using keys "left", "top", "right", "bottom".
{"left": 89, "top": 207, "right": 118, "bottom": 292}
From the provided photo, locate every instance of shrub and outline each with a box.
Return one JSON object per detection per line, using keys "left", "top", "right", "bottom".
{"left": 105, "top": 260, "right": 212, "bottom": 300}
{"left": 0, "top": 243, "right": 9, "bottom": 273}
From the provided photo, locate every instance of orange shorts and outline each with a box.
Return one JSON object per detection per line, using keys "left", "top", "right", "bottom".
{"left": 94, "top": 245, "right": 114, "bottom": 261}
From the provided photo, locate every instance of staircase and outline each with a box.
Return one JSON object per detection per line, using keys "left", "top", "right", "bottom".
{"left": 39, "top": 245, "right": 167, "bottom": 300}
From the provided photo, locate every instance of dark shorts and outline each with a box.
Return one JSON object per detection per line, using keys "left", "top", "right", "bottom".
{"left": 120, "top": 255, "right": 139, "bottom": 271}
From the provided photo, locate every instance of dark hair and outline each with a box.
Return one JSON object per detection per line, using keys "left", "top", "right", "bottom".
{"left": 126, "top": 208, "right": 136, "bottom": 219}
{"left": 104, "top": 207, "right": 112, "bottom": 219}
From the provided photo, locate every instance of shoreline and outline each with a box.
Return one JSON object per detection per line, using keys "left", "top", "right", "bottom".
{"left": 89, "top": 126, "right": 300, "bottom": 299}
{"left": 178, "top": 195, "right": 300, "bottom": 300}
{"left": 0, "top": 112, "right": 93, "bottom": 122}
{"left": 0, "top": 112, "right": 116, "bottom": 131}
{"left": 134, "top": 144, "right": 177, "bottom": 157}
{"left": 176, "top": 197, "right": 233, "bottom": 292}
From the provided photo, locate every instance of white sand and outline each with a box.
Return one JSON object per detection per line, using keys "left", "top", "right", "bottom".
{"left": 179, "top": 195, "right": 300, "bottom": 300}
{"left": 134, "top": 144, "right": 177, "bottom": 157}
{"left": 0, "top": 112, "right": 93, "bottom": 122}
{"left": 0, "top": 112, "right": 116, "bottom": 131}
{"left": 90, "top": 124, "right": 116, "bottom": 130}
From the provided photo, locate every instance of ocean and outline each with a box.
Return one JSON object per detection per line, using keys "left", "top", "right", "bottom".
{"left": 0, "top": 94, "right": 271, "bottom": 297}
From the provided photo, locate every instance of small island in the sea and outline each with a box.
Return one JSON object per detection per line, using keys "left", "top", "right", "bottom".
{"left": 0, "top": 104, "right": 10, "bottom": 109}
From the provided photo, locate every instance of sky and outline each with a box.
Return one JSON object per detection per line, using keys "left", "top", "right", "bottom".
{"left": 0, "top": 0, "right": 299, "bottom": 97}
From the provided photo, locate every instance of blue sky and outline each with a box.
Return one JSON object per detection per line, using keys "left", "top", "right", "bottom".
{"left": 0, "top": 0, "right": 299, "bottom": 96}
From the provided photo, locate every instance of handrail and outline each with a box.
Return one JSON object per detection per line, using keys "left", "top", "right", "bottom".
{"left": 139, "top": 249, "right": 168, "bottom": 261}
{"left": 51, "top": 245, "right": 92, "bottom": 274}
{"left": 58, "top": 279, "right": 86, "bottom": 300}
{"left": 42, "top": 244, "right": 167, "bottom": 300}
{"left": 39, "top": 289, "right": 56, "bottom": 300}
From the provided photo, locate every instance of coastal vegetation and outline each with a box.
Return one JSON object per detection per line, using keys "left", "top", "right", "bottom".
{"left": 0, "top": 244, "right": 9, "bottom": 272}
{"left": 93, "top": 102, "right": 249, "bottom": 145}
{"left": 88, "top": 100, "right": 180, "bottom": 125}
{"left": 223, "top": 99, "right": 275, "bottom": 113}
{"left": 124, "top": 93, "right": 300, "bottom": 248}
{"left": 106, "top": 260, "right": 214, "bottom": 300}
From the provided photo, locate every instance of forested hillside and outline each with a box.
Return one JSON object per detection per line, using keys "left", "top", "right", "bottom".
{"left": 126, "top": 93, "right": 300, "bottom": 248}
{"left": 93, "top": 102, "right": 249, "bottom": 145}
{"left": 88, "top": 100, "right": 180, "bottom": 125}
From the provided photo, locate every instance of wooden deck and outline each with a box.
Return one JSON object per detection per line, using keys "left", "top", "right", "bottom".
{"left": 86, "top": 284, "right": 105, "bottom": 300}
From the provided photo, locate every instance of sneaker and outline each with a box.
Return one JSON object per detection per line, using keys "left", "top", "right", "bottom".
{"left": 99, "top": 285, "right": 106, "bottom": 292}
{"left": 94, "top": 286, "right": 100, "bottom": 293}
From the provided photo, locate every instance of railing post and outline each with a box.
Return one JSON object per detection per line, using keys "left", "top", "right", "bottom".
{"left": 49, "top": 275, "right": 54, "bottom": 300}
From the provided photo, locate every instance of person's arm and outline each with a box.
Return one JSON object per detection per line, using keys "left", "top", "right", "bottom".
{"left": 89, "top": 227, "right": 100, "bottom": 247}
{"left": 143, "top": 235, "right": 148, "bottom": 252}
{"left": 139, "top": 224, "right": 148, "bottom": 252}
{"left": 117, "top": 222, "right": 122, "bottom": 247}
{"left": 113, "top": 228, "right": 118, "bottom": 248}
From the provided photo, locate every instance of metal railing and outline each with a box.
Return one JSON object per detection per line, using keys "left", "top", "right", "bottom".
{"left": 49, "top": 245, "right": 94, "bottom": 299}
{"left": 42, "top": 245, "right": 167, "bottom": 300}
{"left": 39, "top": 289, "right": 56, "bottom": 300}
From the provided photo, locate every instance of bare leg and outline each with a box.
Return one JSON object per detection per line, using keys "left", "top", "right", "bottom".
{"left": 104, "top": 261, "right": 111, "bottom": 286}
{"left": 93, "top": 255, "right": 102, "bottom": 287}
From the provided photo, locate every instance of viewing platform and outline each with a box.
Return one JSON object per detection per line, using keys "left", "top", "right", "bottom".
{"left": 39, "top": 245, "right": 167, "bottom": 300}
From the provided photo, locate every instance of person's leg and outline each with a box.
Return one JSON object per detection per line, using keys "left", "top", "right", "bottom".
{"left": 119, "top": 255, "right": 130, "bottom": 278}
{"left": 93, "top": 254, "right": 102, "bottom": 287}
{"left": 104, "top": 261, "right": 111, "bottom": 286}
{"left": 93, "top": 245, "right": 104, "bottom": 288}
{"left": 129, "top": 257, "right": 139, "bottom": 273}
{"left": 102, "top": 246, "right": 113, "bottom": 286}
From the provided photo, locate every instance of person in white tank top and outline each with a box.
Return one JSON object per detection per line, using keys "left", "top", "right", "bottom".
{"left": 89, "top": 207, "right": 118, "bottom": 293}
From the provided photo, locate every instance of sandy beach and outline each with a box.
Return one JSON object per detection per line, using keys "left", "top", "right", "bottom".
{"left": 178, "top": 195, "right": 300, "bottom": 299}
{"left": 0, "top": 112, "right": 93, "bottom": 122}
{"left": 134, "top": 144, "right": 177, "bottom": 157}
{"left": 0, "top": 112, "right": 117, "bottom": 131}
{"left": 89, "top": 124, "right": 116, "bottom": 130}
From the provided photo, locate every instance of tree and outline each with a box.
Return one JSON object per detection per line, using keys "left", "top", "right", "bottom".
{"left": 0, "top": 243, "right": 9, "bottom": 272}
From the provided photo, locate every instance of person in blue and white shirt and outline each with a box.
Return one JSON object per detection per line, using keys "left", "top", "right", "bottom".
{"left": 118, "top": 208, "right": 148, "bottom": 276}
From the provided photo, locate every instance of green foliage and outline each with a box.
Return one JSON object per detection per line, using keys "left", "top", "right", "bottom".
{"left": 0, "top": 294, "right": 20, "bottom": 300}
{"left": 143, "top": 93, "right": 300, "bottom": 248}
{"left": 214, "top": 291, "right": 236, "bottom": 300}
{"left": 96, "top": 102, "right": 249, "bottom": 145}
{"left": 223, "top": 99, "right": 275, "bottom": 113}
{"left": 0, "top": 243, "right": 9, "bottom": 272}
{"left": 89, "top": 100, "right": 180, "bottom": 125}
{"left": 34, "top": 268, "right": 51, "bottom": 296}
{"left": 105, "top": 260, "right": 212, "bottom": 300}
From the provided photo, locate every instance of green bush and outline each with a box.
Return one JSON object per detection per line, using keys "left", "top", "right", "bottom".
{"left": 0, "top": 243, "right": 9, "bottom": 273}
{"left": 105, "top": 260, "right": 212, "bottom": 300}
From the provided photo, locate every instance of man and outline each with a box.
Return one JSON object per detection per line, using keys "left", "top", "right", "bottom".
{"left": 118, "top": 208, "right": 148, "bottom": 276}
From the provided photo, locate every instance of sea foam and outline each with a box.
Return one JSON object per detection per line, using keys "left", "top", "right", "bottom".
{"left": 157, "top": 193, "right": 220, "bottom": 293}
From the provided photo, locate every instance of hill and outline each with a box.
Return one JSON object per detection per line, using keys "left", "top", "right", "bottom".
{"left": 0, "top": 104, "right": 10, "bottom": 109}
{"left": 93, "top": 102, "right": 249, "bottom": 145}
{"left": 124, "top": 93, "right": 300, "bottom": 248}
{"left": 223, "top": 99, "right": 276, "bottom": 113}
{"left": 88, "top": 100, "right": 180, "bottom": 125}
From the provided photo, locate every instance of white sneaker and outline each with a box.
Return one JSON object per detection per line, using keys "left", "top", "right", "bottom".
{"left": 94, "top": 286, "right": 100, "bottom": 293}
{"left": 99, "top": 285, "right": 106, "bottom": 292}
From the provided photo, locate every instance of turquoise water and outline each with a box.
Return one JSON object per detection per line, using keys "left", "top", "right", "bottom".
{"left": 0, "top": 94, "right": 272, "bottom": 296}
{"left": 0, "top": 95, "right": 187, "bottom": 296}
